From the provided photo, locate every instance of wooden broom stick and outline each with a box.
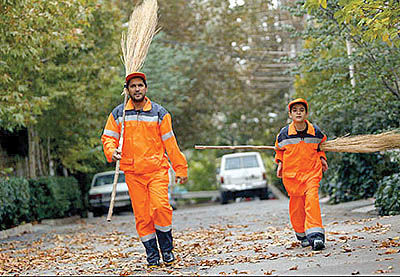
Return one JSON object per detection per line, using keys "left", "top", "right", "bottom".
{"left": 107, "top": 0, "right": 158, "bottom": 222}
{"left": 107, "top": 90, "right": 128, "bottom": 222}
{"left": 195, "top": 131, "right": 400, "bottom": 153}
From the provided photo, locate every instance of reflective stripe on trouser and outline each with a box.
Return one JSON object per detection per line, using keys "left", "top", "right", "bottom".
{"left": 125, "top": 169, "right": 173, "bottom": 240}
{"left": 289, "top": 186, "right": 324, "bottom": 241}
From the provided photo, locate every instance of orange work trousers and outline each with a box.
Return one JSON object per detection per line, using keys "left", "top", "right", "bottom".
{"left": 289, "top": 186, "right": 324, "bottom": 238}
{"left": 125, "top": 169, "right": 173, "bottom": 242}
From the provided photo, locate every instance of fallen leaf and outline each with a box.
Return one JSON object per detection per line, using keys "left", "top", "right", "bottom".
{"left": 384, "top": 249, "right": 399, "bottom": 254}
{"left": 289, "top": 265, "right": 298, "bottom": 270}
{"left": 263, "top": 270, "right": 275, "bottom": 275}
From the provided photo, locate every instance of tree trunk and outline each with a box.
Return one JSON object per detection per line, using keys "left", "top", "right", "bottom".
{"left": 28, "top": 126, "right": 37, "bottom": 179}
{"left": 346, "top": 38, "right": 356, "bottom": 90}
{"left": 36, "top": 135, "right": 44, "bottom": 177}
{"left": 63, "top": 167, "right": 68, "bottom": 177}
{"left": 47, "top": 137, "right": 55, "bottom": 176}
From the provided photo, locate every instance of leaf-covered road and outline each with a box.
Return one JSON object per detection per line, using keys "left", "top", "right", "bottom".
{"left": 1, "top": 199, "right": 399, "bottom": 275}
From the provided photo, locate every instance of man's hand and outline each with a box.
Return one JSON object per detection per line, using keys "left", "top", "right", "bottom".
{"left": 112, "top": 149, "right": 121, "bottom": 161}
{"left": 321, "top": 157, "right": 328, "bottom": 173}
{"left": 175, "top": 176, "right": 188, "bottom": 184}
{"left": 276, "top": 162, "right": 282, "bottom": 178}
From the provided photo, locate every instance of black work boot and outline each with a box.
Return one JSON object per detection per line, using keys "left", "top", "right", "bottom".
{"left": 142, "top": 238, "right": 161, "bottom": 268}
{"left": 307, "top": 232, "right": 325, "bottom": 251}
{"left": 312, "top": 239, "right": 325, "bottom": 251}
{"left": 156, "top": 229, "right": 175, "bottom": 265}
{"left": 296, "top": 233, "right": 310, "bottom": 247}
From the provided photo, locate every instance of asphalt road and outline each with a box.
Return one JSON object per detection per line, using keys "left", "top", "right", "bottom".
{"left": 1, "top": 198, "right": 399, "bottom": 276}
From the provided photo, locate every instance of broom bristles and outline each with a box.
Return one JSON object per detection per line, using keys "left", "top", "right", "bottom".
{"left": 121, "top": 0, "right": 158, "bottom": 75}
{"left": 320, "top": 130, "right": 400, "bottom": 153}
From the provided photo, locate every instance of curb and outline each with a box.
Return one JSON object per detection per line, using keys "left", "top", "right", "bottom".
{"left": 40, "top": 215, "right": 81, "bottom": 226}
{"left": 0, "top": 216, "right": 81, "bottom": 240}
{"left": 0, "top": 223, "right": 33, "bottom": 240}
{"left": 351, "top": 205, "right": 376, "bottom": 214}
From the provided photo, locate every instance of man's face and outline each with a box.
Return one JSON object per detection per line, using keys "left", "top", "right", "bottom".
{"left": 127, "top": 77, "right": 147, "bottom": 102}
{"left": 289, "top": 103, "right": 308, "bottom": 123}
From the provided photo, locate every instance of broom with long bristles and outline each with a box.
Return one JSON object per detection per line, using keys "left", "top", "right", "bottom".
{"left": 194, "top": 130, "right": 400, "bottom": 153}
{"left": 107, "top": 0, "right": 158, "bottom": 222}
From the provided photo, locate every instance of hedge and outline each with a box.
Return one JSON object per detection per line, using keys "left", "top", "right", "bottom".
{"left": 375, "top": 173, "right": 400, "bottom": 216}
{"left": 0, "top": 176, "right": 83, "bottom": 231}
{"left": 0, "top": 178, "right": 31, "bottom": 230}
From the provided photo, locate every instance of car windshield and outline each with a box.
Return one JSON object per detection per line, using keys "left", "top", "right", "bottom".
{"left": 225, "top": 155, "right": 259, "bottom": 170}
{"left": 93, "top": 173, "right": 125, "bottom": 187}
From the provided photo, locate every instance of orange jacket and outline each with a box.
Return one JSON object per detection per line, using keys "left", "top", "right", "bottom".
{"left": 275, "top": 120, "right": 327, "bottom": 196}
{"left": 101, "top": 96, "right": 188, "bottom": 177}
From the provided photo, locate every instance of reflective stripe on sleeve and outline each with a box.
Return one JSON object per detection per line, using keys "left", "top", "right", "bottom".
{"left": 140, "top": 232, "right": 156, "bottom": 242}
{"left": 161, "top": 131, "right": 174, "bottom": 141}
{"left": 155, "top": 224, "right": 172, "bottom": 232}
{"left": 103, "top": 129, "right": 120, "bottom": 140}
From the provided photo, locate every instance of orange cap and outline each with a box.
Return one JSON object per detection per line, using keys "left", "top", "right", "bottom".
{"left": 125, "top": 72, "right": 146, "bottom": 83}
{"left": 288, "top": 98, "right": 308, "bottom": 112}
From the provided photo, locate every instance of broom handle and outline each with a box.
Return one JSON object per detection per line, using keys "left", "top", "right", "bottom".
{"left": 107, "top": 89, "right": 129, "bottom": 222}
{"left": 195, "top": 145, "right": 276, "bottom": 150}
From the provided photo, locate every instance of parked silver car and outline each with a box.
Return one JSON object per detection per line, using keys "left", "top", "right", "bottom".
{"left": 89, "top": 169, "right": 177, "bottom": 217}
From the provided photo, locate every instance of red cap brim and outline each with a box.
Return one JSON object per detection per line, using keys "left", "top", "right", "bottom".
{"left": 126, "top": 72, "right": 146, "bottom": 83}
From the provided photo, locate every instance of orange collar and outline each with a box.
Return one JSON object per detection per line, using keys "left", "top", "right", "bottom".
{"left": 288, "top": 120, "right": 315, "bottom": 136}
{"left": 125, "top": 96, "right": 152, "bottom": 111}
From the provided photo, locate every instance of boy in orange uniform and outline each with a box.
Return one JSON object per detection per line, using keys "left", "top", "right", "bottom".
{"left": 275, "top": 98, "right": 328, "bottom": 251}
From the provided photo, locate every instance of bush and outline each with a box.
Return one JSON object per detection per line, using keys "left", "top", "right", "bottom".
{"left": 321, "top": 152, "right": 399, "bottom": 204}
{"left": 375, "top": 173, "right": 400, "bottom": 216}
{"left": 29, "top": 176, "right": 82, "bottom": 221}
{"left": 0, "top": 177, "right": 31, "bottom": 230}
{"left": 0, "top": 176, "right": 83, "bottom": 231}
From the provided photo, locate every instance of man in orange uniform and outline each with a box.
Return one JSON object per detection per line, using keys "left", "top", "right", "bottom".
{"left": 275, "top": 98, "right": 328, "bottom": 251}
{"left": 101, "top": 72, "right": 188, "bottom": 267}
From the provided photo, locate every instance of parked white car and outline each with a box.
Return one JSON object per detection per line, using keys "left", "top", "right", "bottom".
{"left": 89, "top": 169, "right": 177, "bottom": 217}
{"left": 88, "top": 171, "right": 130, "bottom": 216}
{"left": 217, "top": 152, "right": 269, "bottom": 204}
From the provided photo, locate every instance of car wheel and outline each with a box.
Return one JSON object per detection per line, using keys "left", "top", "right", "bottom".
{"left": 220, "top": 191, "right": 230, "bottom": 204}
{"left": 259, "top": 188, "right": 269, "bottom": 200}
{"left": 93, "top": 208, "right": 105, "bottom": 217}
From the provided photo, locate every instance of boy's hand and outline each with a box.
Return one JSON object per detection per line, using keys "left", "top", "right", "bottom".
{"left": 321, "top": 157, "right": 328, "bottom": 172}
{"left": 176, "top": 176, "right": 188, "bottom": 184}
{"left": 277, "top": 162, "right": 283, "bottom": 178}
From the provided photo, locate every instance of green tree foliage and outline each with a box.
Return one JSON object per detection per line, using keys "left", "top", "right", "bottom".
{"left": 285, "top": 0, "right": 400, "bottom": 204}
{"left": 305, "top": 0, "right": 400, "bottom": 47}
{"left": 35, "top": 1, "right": 124, "bottom": 175}
{"left": 0, "top": 0, "right": 94, "bottom": 129}
{"left": 144, "top": 0, "right": 297, "bottom": 191}
{"left": 1, "top": 0, "right": 124, "bottom": 177}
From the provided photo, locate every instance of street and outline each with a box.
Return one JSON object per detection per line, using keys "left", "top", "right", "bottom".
{"left": 1, "top": 198, "right": 399, "bottom": 276}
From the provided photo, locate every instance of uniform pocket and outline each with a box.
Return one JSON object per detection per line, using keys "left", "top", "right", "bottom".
{"left": 120, "top": 158, "right": 133, "bottom": 166}
{"left": 282, "top": 172, "right": 302, "bottom": 196}
{"left": 283, "top": 172, "right": 296, "bottom": 178}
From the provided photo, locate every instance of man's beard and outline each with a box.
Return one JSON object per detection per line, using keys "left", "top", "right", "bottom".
{"left": 132, "top": 94, "right": 145, "bottom": 102}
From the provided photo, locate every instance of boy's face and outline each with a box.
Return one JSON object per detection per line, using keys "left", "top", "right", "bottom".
{"left": 289, "top": 103, "right": 308, "bottom": 123}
